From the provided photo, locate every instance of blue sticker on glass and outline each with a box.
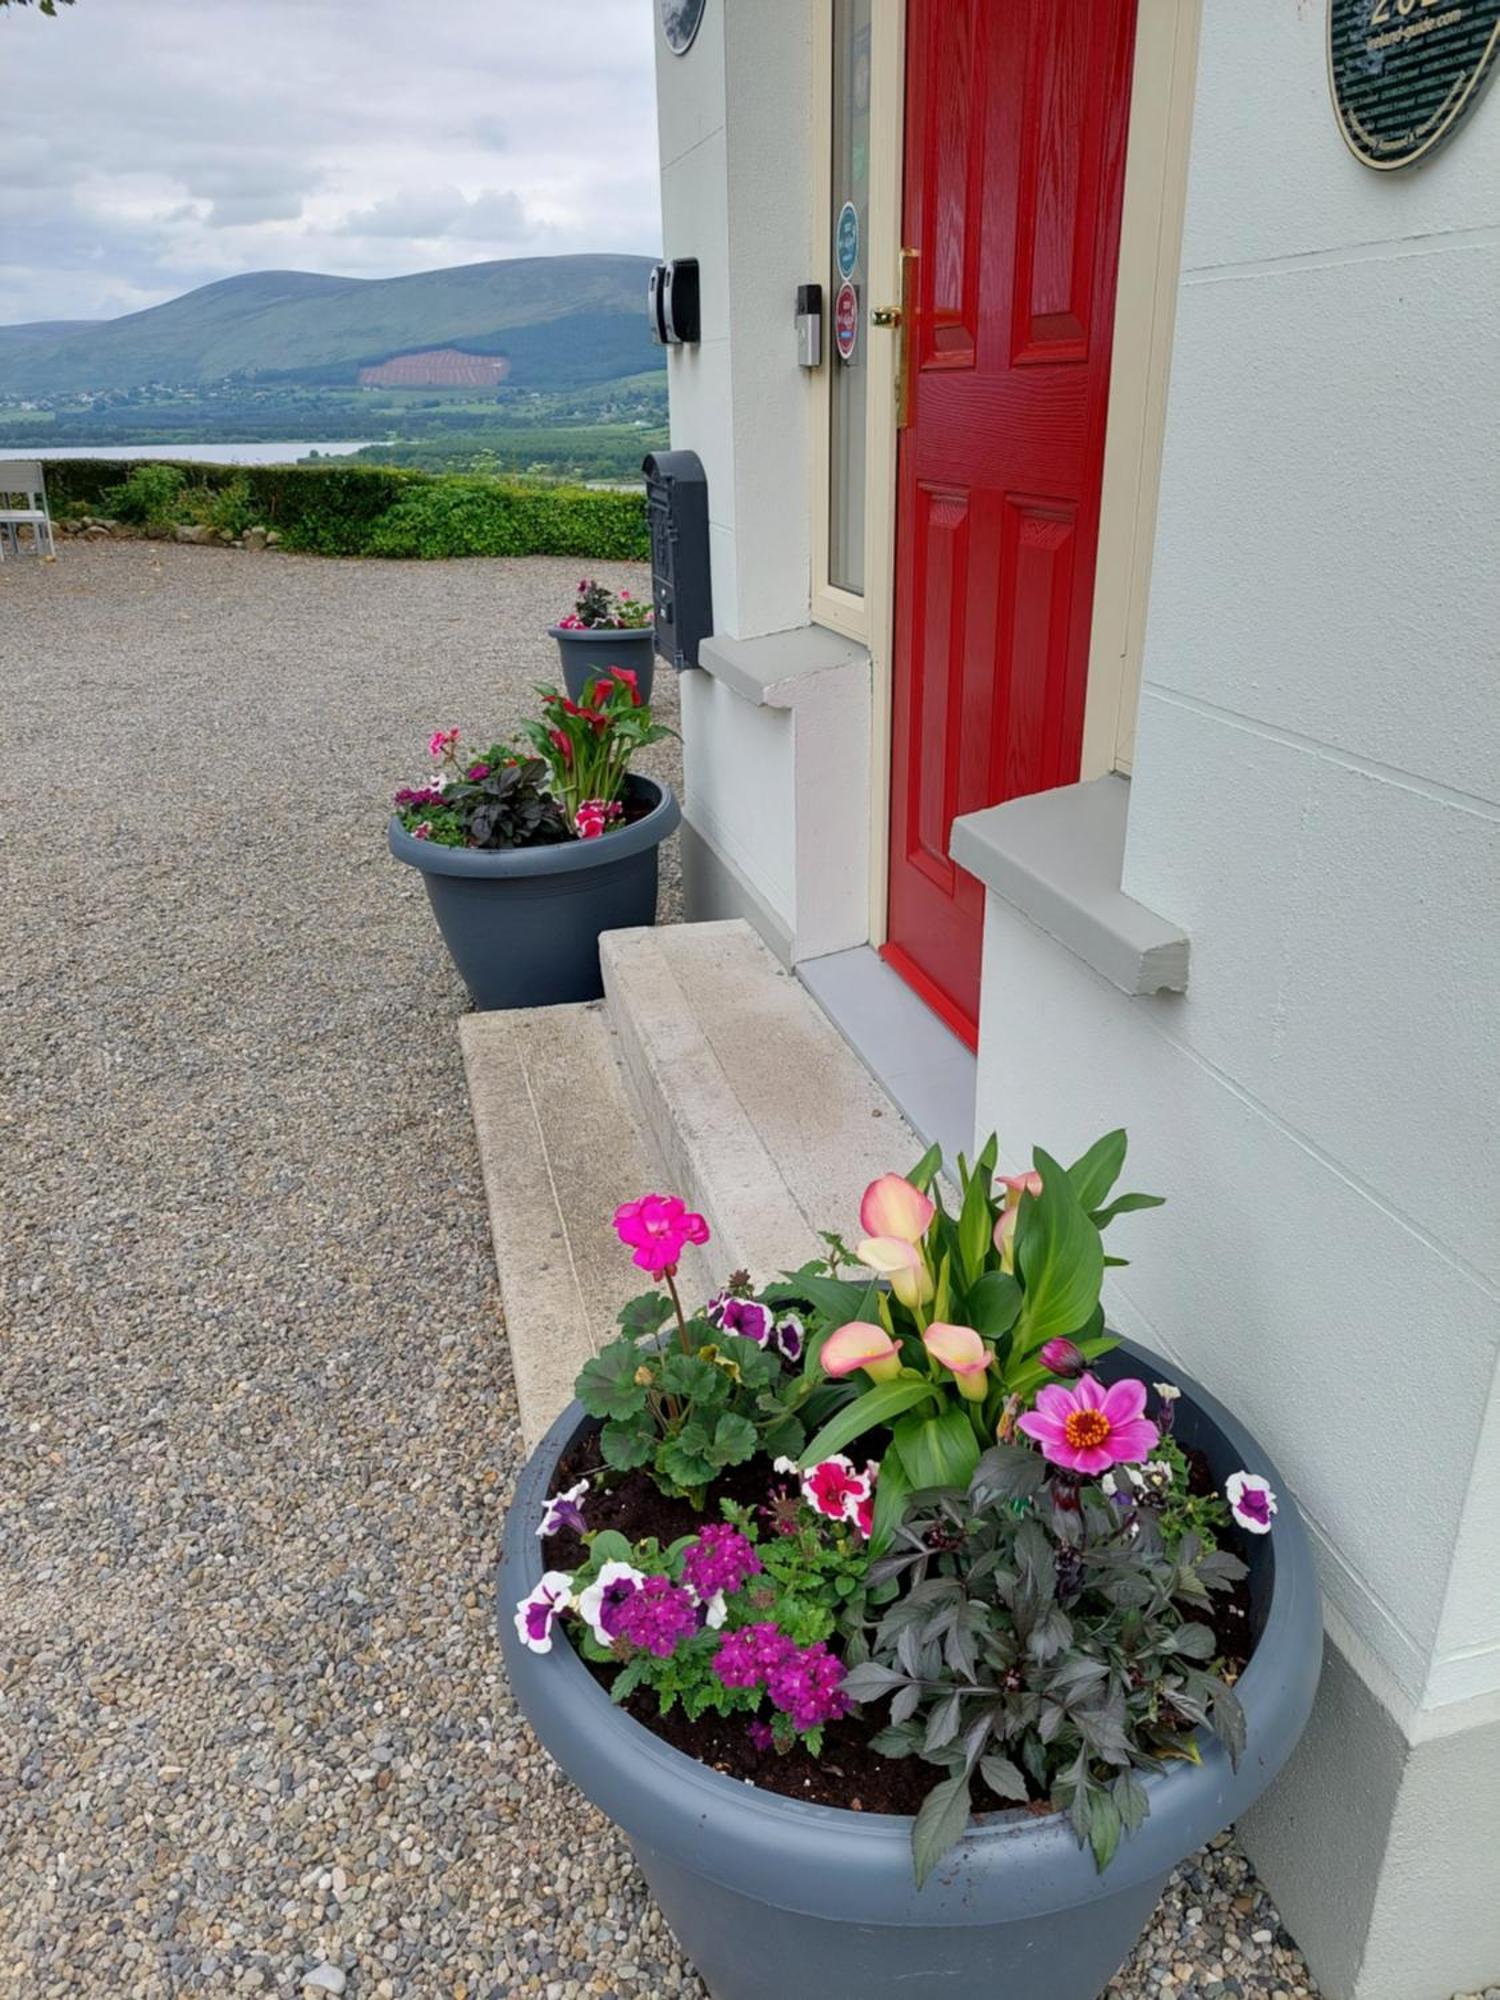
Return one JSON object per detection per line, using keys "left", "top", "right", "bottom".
{"left": 835, "top": 201, "right": 860, "bottom": 280}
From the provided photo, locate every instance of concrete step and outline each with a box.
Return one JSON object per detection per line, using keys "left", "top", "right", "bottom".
{"left": 600, "top": 919, "right": 923, "bottom": 1285}
{"left": 459, "top": 1000, "right": 709, "bottom": 1449}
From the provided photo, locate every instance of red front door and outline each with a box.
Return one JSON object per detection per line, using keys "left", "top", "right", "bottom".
{"left": 884, "top": 0, "right": 1139, "bottom": 1044}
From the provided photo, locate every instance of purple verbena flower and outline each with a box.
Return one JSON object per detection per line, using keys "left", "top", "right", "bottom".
{"left": 681, "top": 1523, "right": 763, "bottom": 1601}
{"left": 746, "top": 1719, "right": 775, "bottom": 1753}
{"left": 711, "top": 1621, "right": 797, "bottom": 1690}
{"left": 610, "top": 1576, "right": 701, "bottom": 1658}
{"left": 765, "top": 1640, "right": 849, "bottom": 1732}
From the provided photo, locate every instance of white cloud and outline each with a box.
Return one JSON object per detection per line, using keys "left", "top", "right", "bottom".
{"left": 0, "top": 0, "right": 661, "bottom": 322}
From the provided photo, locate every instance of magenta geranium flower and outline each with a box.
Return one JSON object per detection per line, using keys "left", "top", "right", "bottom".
{"left": 612, "top": 1193, "right": 710, "bottom": 1275}
{"left": 1016, "top": 1374, "right": 1160, "bottom": 1475}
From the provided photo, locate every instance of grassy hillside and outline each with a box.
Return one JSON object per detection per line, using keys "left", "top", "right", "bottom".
{"left": 0, "top": 256, "right": 662, "bottom": 396}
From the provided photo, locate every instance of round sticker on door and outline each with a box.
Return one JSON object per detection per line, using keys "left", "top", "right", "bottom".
{"left": 834, "top": 280, "right": 859, "bottom": 363}
{"left": 835, "top": 200, "right": 859, "bottom": 280}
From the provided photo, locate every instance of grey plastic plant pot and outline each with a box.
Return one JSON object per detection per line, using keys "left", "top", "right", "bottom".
{"left": 388, "top": 774, "right": 679, "bottom": 1010}
{"left": 498, "top": 1339, "right": 1322, "bottom": 2000}
{"left": 546, "top": 623, "right": 656, "bottom": 707}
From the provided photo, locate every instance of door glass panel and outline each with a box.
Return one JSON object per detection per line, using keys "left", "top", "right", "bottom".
{"left": 828, "top": 0, "right": 871, "bottom": 596}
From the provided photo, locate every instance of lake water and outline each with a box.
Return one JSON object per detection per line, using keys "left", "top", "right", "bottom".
{"left": 34, "top": 441, "right": 379, "bottom": 465}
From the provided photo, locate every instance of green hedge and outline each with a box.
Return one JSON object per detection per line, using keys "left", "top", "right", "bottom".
{"left": 42, "top": 458, "right": 649, "bottom": 561}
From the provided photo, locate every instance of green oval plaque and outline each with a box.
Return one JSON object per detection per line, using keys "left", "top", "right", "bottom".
{"left": 1329, "top": 0, "right": 1500, "bottom": 169}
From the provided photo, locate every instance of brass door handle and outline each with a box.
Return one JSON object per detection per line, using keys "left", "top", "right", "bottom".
{"left": 870, "top": 305, "right": 902, "bottom": 328}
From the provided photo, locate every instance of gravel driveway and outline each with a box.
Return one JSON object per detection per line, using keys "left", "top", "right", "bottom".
{"left": 0, "top": 541, "right": 1335, "bottom": 2000}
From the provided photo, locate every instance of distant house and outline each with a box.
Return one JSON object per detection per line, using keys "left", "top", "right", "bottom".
{"left": 357, "top": 348, "right": 508, "bottom": 389}
{"left": 651, "top": 7, "right": 1499, "bottom": 2000}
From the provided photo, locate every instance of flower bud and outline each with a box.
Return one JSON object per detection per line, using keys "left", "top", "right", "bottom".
{"left": 1038, "top": 1337, "right": 1085, "bottom": 1377}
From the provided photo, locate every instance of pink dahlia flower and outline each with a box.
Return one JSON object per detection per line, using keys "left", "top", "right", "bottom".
{"left": 1016, "top": 1374, "right": 1160, "bottom": 1475}
{"left": 612, "top": 1193, "right": 710, "bottom": 1276}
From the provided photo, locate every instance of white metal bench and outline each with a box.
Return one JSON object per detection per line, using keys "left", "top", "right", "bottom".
{"left": 0, "top": 460, "right": 56, "bottom": 559}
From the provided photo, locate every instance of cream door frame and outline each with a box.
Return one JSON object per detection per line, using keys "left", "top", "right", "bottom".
{"left": 809, "top": 0, "right": 905, "bottom": 943}
{"left": 1081, "top": 0, "right": 1204, "bottom": 779}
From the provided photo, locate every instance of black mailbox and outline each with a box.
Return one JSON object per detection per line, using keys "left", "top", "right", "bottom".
{"left": 643, "top": 448, "right": 712, "bottom": 672}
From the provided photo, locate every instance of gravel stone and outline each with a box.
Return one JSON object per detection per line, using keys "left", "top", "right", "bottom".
{"left": 0, "top": 542, "right": 1457, "bottom": 1998}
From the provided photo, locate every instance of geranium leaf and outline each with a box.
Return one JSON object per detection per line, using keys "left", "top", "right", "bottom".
{"left": 599, "top": 1419, "right": 654, "bottom": 1471}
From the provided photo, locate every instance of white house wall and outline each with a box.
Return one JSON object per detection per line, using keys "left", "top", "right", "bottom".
{"left": 973, "top": 4, "right": 1500, "bottom": 1993}
{"left": 655, "top": 3, "right": 874, "bottom": 965}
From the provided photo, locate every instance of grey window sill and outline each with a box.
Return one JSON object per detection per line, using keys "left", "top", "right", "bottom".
{"left": 949, "top": 775, "right": 1189, "bottom": 997}
{"left": 697, "top": 624, "right": 868, "bottom": 709}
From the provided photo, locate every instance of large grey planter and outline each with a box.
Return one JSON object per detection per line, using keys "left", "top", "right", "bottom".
{"left": 546, "top": 623, "right": 656, "bottom": 707}
{"left": 388, "top": 774, "right": 679, "bottom": 1010}
{"left": 498, "top": 1340, "right": 1321, "bottom": 2000}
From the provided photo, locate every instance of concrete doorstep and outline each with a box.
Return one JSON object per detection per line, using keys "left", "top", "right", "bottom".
{"left": 461, "top": 920, "right": 924, "bottom": 1448}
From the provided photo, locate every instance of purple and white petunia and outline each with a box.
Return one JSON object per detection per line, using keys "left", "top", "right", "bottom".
{"left": 576, "top": 1559, "right": 647, "bottom": 1645}
{"left": 1225, "top": 1470, "right": 1278, "bottom": 1534}
{"left": 513, "top": 1571, "right": 575, "bottom": 1654}
{"left": 536, "top": 1478, "right": 589, "bottom": 1538}
{"left": 770, "top": 1313, "right": 806, "bottom": 1363}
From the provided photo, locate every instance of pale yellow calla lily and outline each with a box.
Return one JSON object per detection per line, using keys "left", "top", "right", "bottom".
{"left": 858, "top": 1234, "right": 935, "bottom": 1311}
{"left": 922, "top": 1321, "right": 992, "bottom": 1402}
{"left": 859, "top": 1172, "right": 935, "bottom": 1245}
{"left": 821, "top": 1320, "right": 904, "bottom": 1382}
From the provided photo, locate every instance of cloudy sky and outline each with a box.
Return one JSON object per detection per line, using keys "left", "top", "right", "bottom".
{"left": 0, "top": 0, "right": 662, "bottom": 325}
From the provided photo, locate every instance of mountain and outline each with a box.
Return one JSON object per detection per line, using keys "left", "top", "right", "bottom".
{"left": 0, "top": 256, "right": 662, "bottom": 396}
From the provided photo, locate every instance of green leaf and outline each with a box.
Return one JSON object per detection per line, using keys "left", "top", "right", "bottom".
{"left": 588, "top": 1530, "right": 633, "bottom": 1565}
{"left": 1066, "top": 1129, "right": 1128, "bottom": 1212}
{"left": 618, "top": 1290, "right": 672, "bottom": 1336}
{"left": 598, "top": 1419, "right": 655, "bottom": 1471}
{"left": 892, "top": 1407, "right": 981, "bottom": 1492}
{"left": 1088, "top": 1789, "right": 1124, "bottom": 1871}
{"left": 657, "top": 1351, "right": 724, "bottom": 1400}
{"left": 1092, "top": 1190, "right": 1166, "bottom": 1229}
{"left": 905, "top": 1140, "right": 944, "bottom": 1194}
{"left": 964, "top": 1269, "right": 1021, "bottom": 1337}
{"left": 793, "top": 1272, "right": 881, "bottom": 1327}
{"left": 979, "top": 1754, "right": 1029, "bottom": 1804}
{"left": 575, "top": 1340, "right": 649, "bottom": 1421}
{"left": 956, "top": 1162, "right": 995, "bottom": 1287}
{"left": 708, "top": 1410, "right": 758, "bottom": 1467}
{"left": 911, "top": 1772, "right": 973, "bottom": 1890}
{"left": 1012, "top": 1150, "right": 1105, "bottom": 1357}
{"left": 1166, "top": 1621, "right": 1217, "bottom": 1661}
{"left": 800, "top": 1377, "right": 940, "bottom": 1467}
{"left": 868, "top": 1448, "right": 910, "bottom": 1556}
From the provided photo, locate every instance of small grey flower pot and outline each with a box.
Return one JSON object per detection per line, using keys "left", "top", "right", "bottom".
{"left": 388, "top": 774, "right": 679, "bottom": 1010}
{"left": 498, "top": 1340, "right": 1322, "bottom": 2000}
{"left": 546, "top": 623, "right": 656, "bottom": 707}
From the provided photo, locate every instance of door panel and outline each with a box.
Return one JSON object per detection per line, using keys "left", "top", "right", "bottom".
{"left": 885, "top": 0, "right": 1138, "bottom": 1042}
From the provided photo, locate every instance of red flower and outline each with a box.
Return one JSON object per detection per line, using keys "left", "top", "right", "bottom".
{"left": 610, "top": 665, "right": 643, "bottom": 707}
{"left": 549, "top": 729, "right": 573, "bottom": 764}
